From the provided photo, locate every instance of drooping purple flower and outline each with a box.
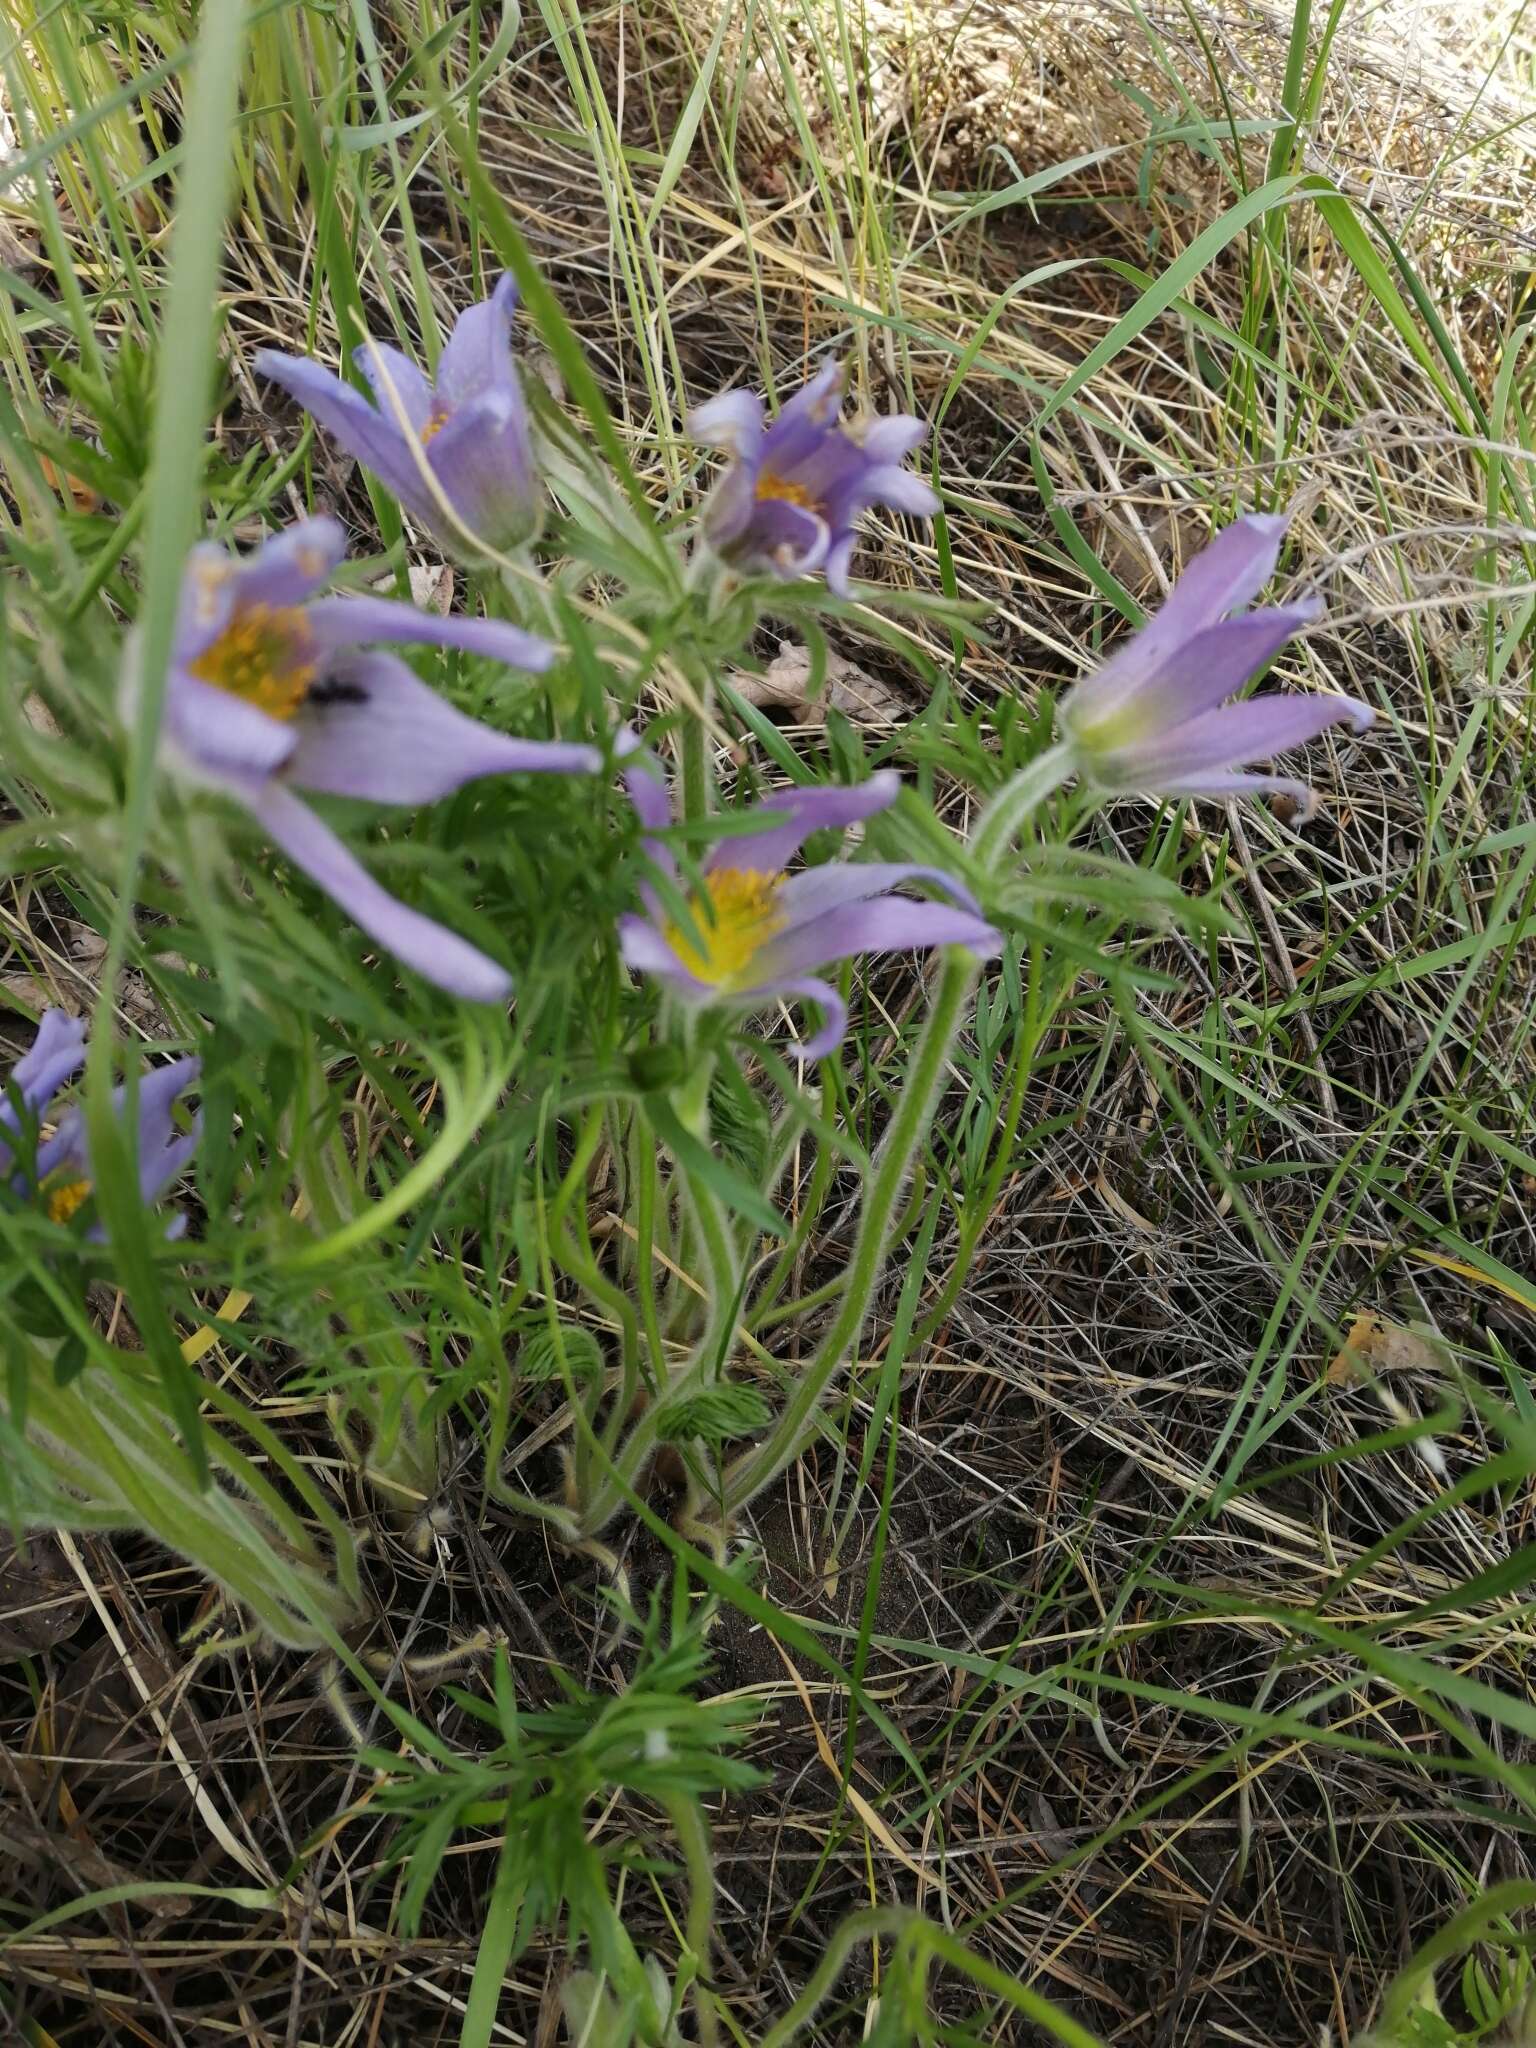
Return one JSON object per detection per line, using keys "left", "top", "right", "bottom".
{"left": 1059, "top": 511, "right": 1374, "bottom": 815}
{"left": 2, "top": 1009, "right": 200, "bottom": 1240}
{"left": 256, "top": 278, "right": 541, "bottom": 560}
{"left": 133, "top": 516, "right": 600, "bottom": 1002}
{"left": 688, "top": 360, "right": 941, "bottom": 596}
{"left": 616, "top": 737, "right": 998, "bottom": 1058}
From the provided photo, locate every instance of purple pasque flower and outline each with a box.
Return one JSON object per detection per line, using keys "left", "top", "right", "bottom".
{"left": 138, "top": 516, "right": 600, "bottom": 1003}
{"left": 256, "top": 277, "right": 541, "bottom": 560}
{"left": 1059, "top": 511, "right": 1374, "bottom": 815}
{"left": 2, "top": 1009, "right": 200, "bottom": 1240}
{"left": 688, "top": 359, "right": 940, "bottom": 596}
{"left": 616, "top": 738, "right": 998, "bottom": 1058}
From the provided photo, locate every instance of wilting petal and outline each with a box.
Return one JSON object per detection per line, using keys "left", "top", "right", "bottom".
{"left": 777, "top": 860, "right": 987, "bottom": 927}
{"left": 1094, "top": 691, "right": 1373, "bottom": 790}
{"left": 164, "top": 669, "right": 298, "bottom": 781}
{"left": 1071, "top": 605, "right": 1324, "bottom": 747}
{"left": 708, "top": 771, "right": 900, "bottom": 878}
{"left": 436, "top": 274, "right": 520, "bottom": 409}
{"left": 8, "top": 1010, "right": 88, "bottom": 1114}
{"left": 231, "top": 516, "right": 349, "bottom": 612}
{"left": 353, "top": 341, "right": 434, "bottom": 433}
{"left": 771, "top": 975, "right": 848, "bottom": 1060}
{"left": 301, "top": 594, "right": 553, "bottom": 673}
{"left": 688, "top": 388, "right": 765, "bottom": 454}
{"left": 751, "top": 895, "right": 1000, "bottom": 981}
{"left": 255, "top": 350, "right": 431, "bottom": 515}
{"left": 426, "top": 388, "right": 539, "bottom": 553}
{"left": 283, "top": 650, "right": 598, "bottom": 804}
{"left": 237, "top": 780, "right": 512, "bottom": 1002}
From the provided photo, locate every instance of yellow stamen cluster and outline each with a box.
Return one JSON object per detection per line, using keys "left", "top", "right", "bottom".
{"left": 754, "top": 470, "right": 817, "bottom": 510}
{"left": 666, "top": 869, "right": 785, "bottom": 989}
{"left": 187, "top": 603, "right": 317, "bottom": 722}
{"left": 45, "top": 1176, "right": 92, "bottom": 1225}
{"left": 419, "top": 403, "right": 452, "bottom": 446}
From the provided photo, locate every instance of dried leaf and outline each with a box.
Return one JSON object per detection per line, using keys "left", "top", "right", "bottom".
{"left": 733, "top": 639, "right": 906, "bottom": 724}
{"left": 408, "top": 562, "right": 455, "bottom": 615}
{"left": 1325, "top": 1314, "right": 1451, "bottom": 1386}
{"left": 0, "top": 1537, "right": 89, "bottom": 1658}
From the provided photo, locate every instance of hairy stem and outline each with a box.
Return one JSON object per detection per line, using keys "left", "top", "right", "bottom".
{"left": 719, "top": 951, "right": 977, "bottom": 1515}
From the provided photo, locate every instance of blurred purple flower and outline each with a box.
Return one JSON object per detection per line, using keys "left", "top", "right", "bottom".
{"left": 136, "top": 516, "right": 599, "bottom": 1002}
{"left": 256, "top": 278, "right": 541, "bottom": 559}
{"left": 1060, "top": 511, "right": 1373, "bottom": 815}
{"left": 617, "top": 738, "right": 998, "bottom": 1058}
{"left": 2, "top": 1009, "right": 200, "bottom": 1240}
{"left": 688, "top": 360, "right": 940, "bottom": 596}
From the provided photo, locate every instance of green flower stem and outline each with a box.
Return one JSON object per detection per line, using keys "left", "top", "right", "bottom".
{"left": 305, "top": 1124, "right": 442, "bottom": 1506}
{"left": 913, "top": 937, "right": 1047, "bottom": 1348}
{"left": 971, "top": 740, "right": 1074, "bottom": 872}
{"left": 665, "top": 1792, "right": 721, "bottom": 2048}
{"left": 630, "top": 1120, "right": 670, "bottom": 1395}
{"left": 571, "top": 1126, "right": 743, "bottom": 1540}
{"left": 720, "top": 950, "right": 977, "bottom": 1516}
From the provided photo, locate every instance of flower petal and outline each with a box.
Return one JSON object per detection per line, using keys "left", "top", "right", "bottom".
{"left": 707, "top": 771, "right": 900, "bottom": 878}
{"left": 771, "top": 975, "right": 848, "bottom": 1060}
{"left": 353, "top": 340, "right": 434, "bottom": 433}
{"left": 616, "top": 729, "right": 674, "bottom": 849}
{"left": 750, "top": 895, "right": 1000, "bottom": 980}
{"left": 688, "top": 387, "right": 765, "bottom": 454}
{"left": 231, "top": 516, "right": 349, "bottom": 610}
{"left": 301, "top": 595, "right": 553, "bottom": 673}
{"left": 618, "top": 912, "right": 707, "bottom": 997}
{"left": 1066, "top": 511, "right": 1294, "bottom": 728}
{"left": 9, "top": 1009, "right": 88, "bottom": 1112}
{"left": 425, "top": 387, "right": 539, "bottom": 553}
{"left": 236, "top": 780, "right": 512, "bottom": 1002}
{"left": 255, "top": 350, "right": 432, "bottom": 515}
{"left": 857, "top": 415, "right": 929, "bottom": 463}
{"left": 34, "top": 1113, "right": 87, "bottom": 1187}
{"left": 435, "top": 275, "right": 520, "bottom": 410}
{"left": 860, "top": 464, "right": 941, "bottom": 516}
{"left": 283, "top": 650, "right": 598, "bottom": 803}
{"left": 700, "top": 460, "right": 761, "bottom": 549}
{"left": 760, "top": 359, "right": 845, "bottom": 473}
{"left": 1091, "top": 691, "right": 1374, "bottom": 790}
{"left": 1068, "top": 603, "right": 1324, "bottom": 745}
{"left": 737, "top": 495, "right": 830, "bottom": 578}
{"left": 1162, "top": 769, "right": 1320, "bottom": 817}
{"left": 129, "top": 1056, "right": 202, "bottom": 1203}
{"left": 165, "top": 668, "right": 298, "bottom": 781}
{"left": 824, "top": 533, "right": 856, "bottom": 597}
{"left": 777, "top": 860, "right": 987, "bottom": 927}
